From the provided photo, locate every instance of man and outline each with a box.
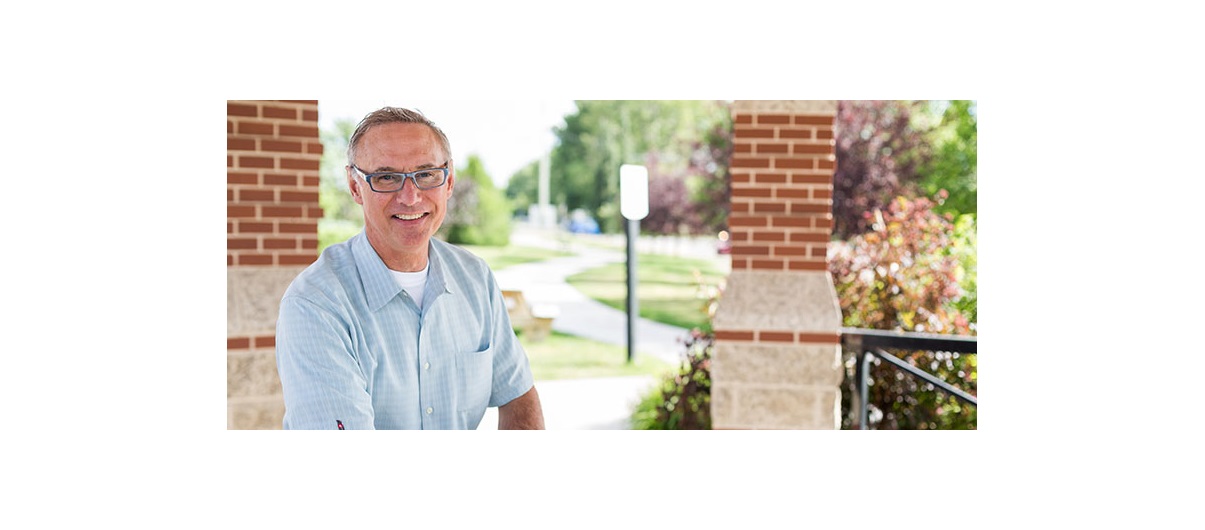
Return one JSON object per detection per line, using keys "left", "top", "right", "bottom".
{"left": 275, "top": 106, "right": 544, "bottom": 429}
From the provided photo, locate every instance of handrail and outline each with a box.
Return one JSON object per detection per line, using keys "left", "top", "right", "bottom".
{"left": 842, "top": 328, "right": 977, "bottom": 430}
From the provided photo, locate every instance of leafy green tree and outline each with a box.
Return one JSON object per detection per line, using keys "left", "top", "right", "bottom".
{"left": 504, "top": 159, "right": 540, "bottom": 217}
{"left": 439, "top": 154, "right": 512, "bottom": 246}
{"left": 549, "top": 100, "right": 729, "bottom": 233}
{"left": 918, "top": 100, "right": 977, "bottom": 217}
{"left": 318, "top": 119, "right": 362, "bottom": 250}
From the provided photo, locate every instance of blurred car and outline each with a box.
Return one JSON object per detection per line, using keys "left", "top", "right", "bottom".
{"left": 565, "top": 209, "right": 601, "bottom": 234}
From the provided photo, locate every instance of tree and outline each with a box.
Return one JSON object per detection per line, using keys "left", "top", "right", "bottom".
{"left": 439, "top": 154, "right": 512, "bottom": 246}
{"left": 832, "top": 100, "right": 931, "bottom": 239}
{"left": 549, "top": 100, "right": 730, "bottom": 233}
{"left": 917, "top": 100, "right": 977, "bottom": 218}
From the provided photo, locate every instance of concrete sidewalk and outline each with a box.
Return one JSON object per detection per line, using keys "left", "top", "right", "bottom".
{"left": 479, "top": 223, "right": 721, "bottom": 429}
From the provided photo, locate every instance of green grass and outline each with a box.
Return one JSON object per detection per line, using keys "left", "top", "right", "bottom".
{"left": 520, "top": 331, "right": 674, "bottom": 380}
{"left": 566, "top": 253, "right": 727, "bottom": 332}
{"left": 456, "top": 244, "right": 573, "bottom": 271}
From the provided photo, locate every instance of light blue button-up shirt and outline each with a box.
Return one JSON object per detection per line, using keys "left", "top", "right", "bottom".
{"left": 275, "top": 232, "right": 534, "bottom": 429}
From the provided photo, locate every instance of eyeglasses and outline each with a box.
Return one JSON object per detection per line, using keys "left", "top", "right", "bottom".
{"left": 351, "top": 163, "right": 450, "bottom": 192}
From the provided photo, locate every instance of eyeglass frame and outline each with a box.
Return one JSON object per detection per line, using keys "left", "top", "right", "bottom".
{"left": 350, "top": 162, "right": 451, "bottom": 193}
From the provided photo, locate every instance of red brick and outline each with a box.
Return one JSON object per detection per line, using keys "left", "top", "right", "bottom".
{"left": 755, "top": 173, "right": 788, "bottom": 184}
{"left": 302, "top": 109, "right": 318, "bottom": 121}
{"left": 788, "top": 260, "right": 827, "bottom": 272}
{"left": 734, "top": 114, "right": 753, "bottom": 125}
{"left": 732, "top": 188, "right": 771, "bottom": 198}
{"left": 227, "top": 120, "right": 234, "bottom": 133}
{"left": 732, "top": 245, "right": 770, "bottom": 256}
{"left": 790, "top": 232, "right": 830, "bottom": 243}
{"left": 262, "top": 206, "right": 304, "bottom": 218}
{"left": 795, "top": 115, "right": 833, "bottom": 126}
{"left": 262, "top": 105, "right": 297, "bottom": 119}
{"left": 305, "top": 205, "right": 325, "bottom": 219}
{"left": 816, "top": 129, "right": 833, "bottom": 140}
{"left": 302, "top": 176, "right": 320, "bottom": 187}
{"left": 227, "top": 205, "right": 256, "bottom": 218}
{"left": 751, "top": 230, "right": 785, "bottom": 241}
{"left": 777, "top": 158, "right": 814, "bottom": 169}
{"left": 770, "top": 216, "right": 811, "bottom": 228}
{"left": 780, "top": 129, "right": 813, "bottom": 139}
{"left": 237, "top": 121, "right": 273, "bottom": 135}
{"left": 279, "top": 254, "right": 318, "bottom": 265}
{"left": 799, "top": 332, "right": 840, "bottom": 344}
{"left": 227, "top": 337, "right": 251, "bottom": 349}
{"left": 753, "top": 202, "right": 787, "bottom": 214}
{"left": 756, "top": 143, "right": 789, "bottom": 154}
{"left": 774, "top": 246, "right": 810, "bottom": 256}
{"left": 280, "top": 157, "right": 319, "bottom": 171}
{"left": 239, "top": 189, "right": 275, "bottom": 201}
{"left": 281, "top": 190, "right": 319, "bottom": 203}
{"left": 300, "top": 237, "right": 319, "bottom": 250}
{"left": 758, "top": 331, "right": 795, "bottom": 342}
{"left": 279, "top": 221, "right": 317, "bottom": 234}
{"left": 238, "top": 221, "right": 274, "bottom": 233}
{"left": 264, "top": 173, "right": 298, "bottom": 186}
{"left": 790, "top": 173, "right": 831, "bottom": 185}
{"left": 279, "top": 124, "right": 318, "bottom": 138}
{"left": 776, "top": 188, "right": 810, "bottom": 199}
{"left": 818, "top": 159, "right": 835, "bottom": 170}
{"left": 734, "top": 143, "right": 752, "bottom": 154}
{"left": 239, "top": 156, "right": 274, "bottom": 169}
{"left": 715, "top": 330, "right": 755, "bottom": 341}
{"left": 793, "top": 144, "right": 832, "bottom": 155}
{"left": 732, "top": 155, "right": 771, "bottom": 168}
{"left": 264, "top": 238, "right": 297, "bottom": 250}
{"left": 733, "top": 125, "right": 775, "bottom": 139}
{"left": 728, "top": 215, "right": 767, "bottom": 228}
{"left": 306, "top": 142, "right": 324, "bottom": 155}
{"left": 751, "top": 259, "right": 784, "bottom": 270}
{"left": 227, "top": 103, "right": 257, "bottom": 117}
{"left": 227, "top": 237, "right": 257, "bottom": 250}
{"left": 731, "top": 172, "right": 753, "bottom": 183}
{"left": 792, "top": 203, "right": 831, "bottom": 214}
{"left": 262, "top": 139, "right": 303, "bottom": 153}
{"left": 253, "top": 335, "right": 276, "bottom": 348}
{"left": 227, "top": 137, "right": 255, "bottom": 151}
{"left": 239, "top": 254, "right": 274, "bottom": 266}
{"left": 757, "top": 114, "right": 791, "bottom": 124}
{"left": 227, "top": 172, "right": 258, "bottom": 185}
{"left": 813, "top": 189, "right": 832, "bottom": 199}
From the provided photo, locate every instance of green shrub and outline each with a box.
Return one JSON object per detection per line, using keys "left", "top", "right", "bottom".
{"left": 630, "top": 330, "right": 713, "bottom": 430}
{"left": 828, "top": 193, "right": 977, "bottom": 429}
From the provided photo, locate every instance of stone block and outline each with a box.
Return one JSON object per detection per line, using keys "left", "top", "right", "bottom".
{"left": 228, "top": 397, "right": 284, "bottom": 430}
{"left": 227, "top": 349, "right": 283, "bottom": 398}
{"left": 713, "top": 342, "right": 843, "bottom": 387}
{"left": 712, "top": 270, "right": 841, "bottom": 332}
{"left": 227, "top": 266, "right": 306, "bottom": 336}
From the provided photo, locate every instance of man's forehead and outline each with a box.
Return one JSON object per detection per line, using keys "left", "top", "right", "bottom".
{"left": 358, "top": 123, "right": 446, "bottom": 164}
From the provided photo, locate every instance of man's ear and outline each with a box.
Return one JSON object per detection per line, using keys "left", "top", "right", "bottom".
{"left": 346, "top": 166, "right": 364, "bottom": 205}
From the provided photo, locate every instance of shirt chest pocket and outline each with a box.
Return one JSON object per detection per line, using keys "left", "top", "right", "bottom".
{"left": 453, "top": 344, "right": 493, "bottom": 414}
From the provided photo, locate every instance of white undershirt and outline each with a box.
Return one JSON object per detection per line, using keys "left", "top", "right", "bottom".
{"left": 389, "top": 262, "right": 430, "bottom": 310}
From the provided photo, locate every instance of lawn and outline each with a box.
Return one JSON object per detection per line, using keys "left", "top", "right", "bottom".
{"left": 565, "top": 253, "right": 728, "bottom": 332}
{"left": 456, "top": 244, "right": 573, "bottom": 270}
{"left": 519, "top": 331, "right": 674, "bottom": 381}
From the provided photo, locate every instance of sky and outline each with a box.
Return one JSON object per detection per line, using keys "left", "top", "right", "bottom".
{"left": 318, "top": 100, "right": 579, "bottom": 188}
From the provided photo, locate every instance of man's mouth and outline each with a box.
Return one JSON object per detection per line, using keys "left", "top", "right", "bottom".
{"left": 393, "top": 213, "right": 427, "bottom": 221}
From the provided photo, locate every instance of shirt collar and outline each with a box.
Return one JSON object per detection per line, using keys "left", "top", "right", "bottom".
{"left": 353, "top": 232, "right": 451, "bottom": 312}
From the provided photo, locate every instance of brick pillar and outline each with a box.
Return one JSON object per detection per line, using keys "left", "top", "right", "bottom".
{"left": 711, "top": 100, "right": 843, "bottom": 429}
{"left": 227, "top": 100, "right": 324, "bottom": 429}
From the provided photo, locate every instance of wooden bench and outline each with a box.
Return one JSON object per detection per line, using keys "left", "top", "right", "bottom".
{"left": 502, "top": 289, "right": 556, "bottom": 342}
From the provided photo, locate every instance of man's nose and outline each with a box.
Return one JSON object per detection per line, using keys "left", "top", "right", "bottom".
{"left": 394, "top": 178, "right": 422, "bottom": 205}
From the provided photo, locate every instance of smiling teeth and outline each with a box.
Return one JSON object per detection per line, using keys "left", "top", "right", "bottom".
{"left": 394, "top": 213, "right": 423, "bottom": 220}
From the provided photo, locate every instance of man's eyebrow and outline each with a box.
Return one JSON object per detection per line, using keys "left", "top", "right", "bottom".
{"left": 370, "top": 162, "right": 439, "bottom": 173}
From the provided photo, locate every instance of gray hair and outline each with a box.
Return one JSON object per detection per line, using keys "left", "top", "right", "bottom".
{"left": 346, "top": 106, "right": 452, "bottom": 166}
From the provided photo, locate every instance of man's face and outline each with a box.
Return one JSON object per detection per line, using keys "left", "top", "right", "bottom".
{"left": 347, "top": 122, "right": 454, "bottom": 270}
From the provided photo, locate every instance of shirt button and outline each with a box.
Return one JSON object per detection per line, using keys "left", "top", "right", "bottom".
{"left": 423, "top": 362, "right": 430, "bottom": 370}
{"left": 426, "top": 407, "right": 433, "bottom": 415}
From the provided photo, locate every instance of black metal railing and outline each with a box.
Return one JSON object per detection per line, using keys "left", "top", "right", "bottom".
{"left": 841, "top": 327, "right": 978, "bottom": 430}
